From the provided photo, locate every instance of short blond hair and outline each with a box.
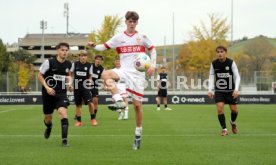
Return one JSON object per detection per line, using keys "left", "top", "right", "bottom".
{"left": 79, "top": 50, "right": 87, "bottom": 55}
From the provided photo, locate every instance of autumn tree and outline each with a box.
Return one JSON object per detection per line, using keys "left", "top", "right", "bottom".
{"left": 243, "top": 36, "right": 273, "bottom": 71}
{"left": 0, "top": 39, "right": 11, "bottom": 72}
{"left": 87, "top": 15, "right": 122, "bottom": 69}
{"left": 11, "top": 49, "right": 36, "bottom": 92}
{"left": 177, "top": 13, "right": 230, "bottom": 79}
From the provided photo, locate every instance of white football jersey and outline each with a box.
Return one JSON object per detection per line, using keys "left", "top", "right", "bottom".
{"left": 104, "top": 31, "right": 154, "bottom": 72}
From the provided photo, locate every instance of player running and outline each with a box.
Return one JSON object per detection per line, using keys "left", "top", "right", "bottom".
{"left": 87, "top": 11, "right": 157, "bottom": 150}
{"left": 38, "top": 42, "right": 72, "bottom": 147}
{"left": 208, "top": 45, "right": 240, "bottom": 136}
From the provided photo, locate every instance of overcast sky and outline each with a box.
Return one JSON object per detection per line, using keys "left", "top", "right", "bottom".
{"left": 0, "top": 0, "right": 275, "bottom": 46}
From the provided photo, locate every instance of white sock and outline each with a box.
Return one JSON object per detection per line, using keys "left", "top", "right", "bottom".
{"left": 135, "top": 127, "right": 142, "bottom": 136}
{"left": 125, "top": 107, "right": 129, "bottom": 113}
{"left": 230, "top": 120, "right": 236, "bottom": 124}
{"left": 112, "top": 93, "right": 123, "bottom": 102}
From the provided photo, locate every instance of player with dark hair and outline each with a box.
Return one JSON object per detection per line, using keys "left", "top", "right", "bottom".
{"left": 90, "top": 55, "right": 104, "bottom": 121}
{"left": 38, "top": 42, "right": 72, "bottom": 147}
{"left": 208, "top": 45, "right": 241, "bottom": 136}
{"left": 88, "top": 11, "right": 157, "bottom": 150}
{"left": 70, "top": 50, "right": 96, "bottom": 126}
{"left": 156, "top": 66, "right": 172, "bottom": 111}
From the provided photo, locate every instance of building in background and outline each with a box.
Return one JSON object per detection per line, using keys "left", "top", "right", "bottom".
{"left": 18, "top": 33, "right": 89, "bottom": 69}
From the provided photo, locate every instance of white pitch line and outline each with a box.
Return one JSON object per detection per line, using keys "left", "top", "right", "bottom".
{"left": 0, "top": 107, "right": 34, "bottom": 114}
{"left": 0, "top": 134, "right": 276, "bottom": 137}
{"left": 0, "top": 109, "right": 18, "bottom": 114}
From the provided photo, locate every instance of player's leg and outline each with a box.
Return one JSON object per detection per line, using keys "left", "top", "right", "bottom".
{"left": 44, "top": 114, "right": 53, "bottom": 139}
{"left": 215, "top": 92, "right": 228, "bottom": 136}
{"left": 74, "top": 89, "right": 83, "bottom": 126}
{"left": 83, "top": 89, "right": 97, "bottom": 126}
{"left": 57, "top": 95, "right": 70, "bottom": 147}
{"left": 132, "top": 99, "right": 143, "bottom": 150}
{"left": 228, "top": 93, "right": 238, "bottom": 134}
{"left": 75, "top": 105, "right": 82, "bottom": 126}
{"left": 156, "top": 89, "right": 162, "bottom": 110}
{"left": 229, "top": 104, "right": 238, "bottom": 134}
{"left": 118, "top": 96, "right": 128, "bottom": 120}
{"left": 163, "top": 89, "right": 172, "bottom": 110}
{"left": 123, "top": 97, "right": 129, "bottom": 120}
{"left": 102, "top": 70, "right": 126, "bottom": 110}
{"left": 156, "top": 95, "right": 161, "bottom": 111}
{"left": 163, "top": 93, "right": 172, "bottom": 111}
{"left": 91, "top": 95, "right": 98, "bottom": 119}
{"left": 88, "top": 101, "right": 97, "bottom": 126}
{"left": 216, "top": 102, "right": 228, "bottom": 136}
{"left": 164, "top": 97, "right": 172, "bottom": 110}
{"left": 42, "top": 94, "right": 55, "bottom": 139}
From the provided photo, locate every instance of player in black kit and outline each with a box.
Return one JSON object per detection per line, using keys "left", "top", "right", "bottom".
{"left": 91, "top": 55, "right": 104, "bottom": 120}
{"left": 156, "top": 66, "right": 172, "bottom": 111}
{"left": 208, "top": 45, "right": 241, "bottom": 136}
{"left": 37, "top": 42, "right": 72, "bottom": 147}
{"left": 70, "top": 50, "right": 96, "bottom": 126}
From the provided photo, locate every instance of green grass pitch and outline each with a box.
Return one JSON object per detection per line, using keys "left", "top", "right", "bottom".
{"left": 0, "top": 104, "right": 275, "bottom": 165}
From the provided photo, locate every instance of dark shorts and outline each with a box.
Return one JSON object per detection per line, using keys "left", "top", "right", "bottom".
{"left": 74, "top": 88, "right": 92, "bottom": 105}
{"left": 42, "top": 92, "right": 69, "bottom": 115}
{"left": 91, "top": 88, "right": 99, "bottom": 97}
{"left": 215, "top": 91, "right": 238, "bottom": 105}
{"left": 158, "top": 89, "right": 167, "bottom": 97}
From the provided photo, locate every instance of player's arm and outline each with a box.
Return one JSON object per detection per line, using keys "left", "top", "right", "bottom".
{"left": 68, "top": 63, "right": 74, "bottom": 92}
{"left": 208, "top": 63, "right": 215, "bottom": 99}
{"left": 87, "top": 42, "right": 108, "bottom": 51}
{"left": 88, "top": 64, "right": 93, "bottom": 87}
{"left": 66, "top": 72, "right": 73, "bottom": 92}
{"left": 166, "top": 76, "right": 171, "bottom": 88}
{"left": 232, "top": 61, "right": 241, "bottom": 99}
{"left": 156, "top": 74, "right": 160, "bottom": 90}
{"left": 87, "top": 35, "right": 118, "bottom": 51}
{"left": 37, "top": 60, "right": 55, "bottom": 96}
{"left": 143, "top": 35, "right": 156, "bottom": 76}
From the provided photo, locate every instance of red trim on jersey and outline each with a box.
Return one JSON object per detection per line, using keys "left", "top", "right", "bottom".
{"left": 120, "top": 93, "right": 127, "bottom": 97}
{"left": 126, "top": 88, "right": 143, "bottom": 97}
{"left": 124, "top": 31, "right": 137, "bottom": 37}
{"left": 116, "top": 45, "right": 146, "bottom": 54}
{"left": 148, "top": 45, "right": 154, "bottom": 51}
{"left": 104, "top": 43, "right": 110, "bottom": 49}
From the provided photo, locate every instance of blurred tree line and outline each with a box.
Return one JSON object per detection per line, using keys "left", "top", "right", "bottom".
{"left": 0, "top": 39, "right": 35, "bottom": 92}
{"left": 175, "top": 13, "right": 276, "bottom": 88}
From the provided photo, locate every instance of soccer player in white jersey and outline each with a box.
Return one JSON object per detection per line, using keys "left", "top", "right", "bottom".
{"left": 113, "top": 57, "right": 129, "bottom": 120}
{"left": 88, "top": 11, "right": 157, "bottom": 150}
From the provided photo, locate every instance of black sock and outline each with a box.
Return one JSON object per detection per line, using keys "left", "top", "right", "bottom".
{"left": 164, "top": 104, "right": 168, "bottom": 108}
{"left": 91, "top": 109, "right": 97, "bottom": 119}
{"left": 44, "top": 120, "right": 52, "bottom": 129}
{"left": 231, "top": 112, "right": 238, "bottom": 122}
{"left": 76, "top": 116, "right": 81, "bottom": 122}
{"left": 218, "top": 114, "right": 226, "bottom": 129}
{"left": 157, "top": 104, "right": 160, "bottom": 107}
{"left": 61, "top": 118, "right": 69, "bottom": 140}
{"left": 94, "top": 109, "right": 98, "bottom": 118}
{"left": 135, "top": 135, "right": 141, "bottom": 140}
